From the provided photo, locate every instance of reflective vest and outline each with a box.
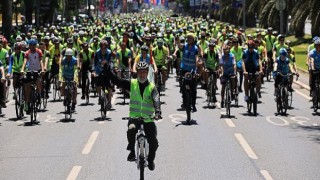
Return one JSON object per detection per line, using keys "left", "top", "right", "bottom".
{"left": 154, "top": 47, "right": 166, "bottom": 65}
{"left": 117, "top": 48, "right": 131, "bottom": 67}
{"left": 181, "top": 44, "right": 197, "bottom": 71}
{"left": 129, "top": 79, "right": 155, "bottom": 123}
{"left": 81, "top": 49, "right": 94, "bottom": 62}
{"left": 0, "top": 48, "right": 8, "bottom": 66}
{"left": 205, "top": 49, "right": 218, "bottom": 70}
{"left": 12, "top": 52, "right": 25, "bottom": 73}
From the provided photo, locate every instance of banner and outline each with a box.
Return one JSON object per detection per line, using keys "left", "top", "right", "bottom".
{"left": 99, "top": 0, "right": 105, "bottom": 11}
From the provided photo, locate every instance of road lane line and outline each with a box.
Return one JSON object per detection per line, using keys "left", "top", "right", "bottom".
{"left": 82, "top": 131, "right": 99, "bottom": 154}
{"left": 225, "top": 119, "right": 236, "bottom": 127}
{"left": 295, "top": 89, "right": 312, "bottom": 100}
{"left": 293, "top": 80, "right": 310, "bottom": 90}
{"left": 234, "top": 133, "right": 258, "bottom": 159}
{"left": 260, "top": 170, "right": 273, "bottom": 180}
{"left": 66, "top": 166, "right": 82, "bottom": 180}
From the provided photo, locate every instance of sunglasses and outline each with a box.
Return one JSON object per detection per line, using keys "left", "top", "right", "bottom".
{"left": 248, "top": 46, "right": 254, "bottom": 49}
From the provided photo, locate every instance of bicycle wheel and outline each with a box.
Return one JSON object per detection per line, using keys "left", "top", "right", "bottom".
{"left": 53, "top": 78, "right": 57, "bottom": 101}
{"left": 225, "top": 82, "right": 231, "bottom": 117}
{"left": 139, "top": 158, "right": 145, "bottom": 180}
{"left": 247, "top": 87, "right": 252, "bottom": 113}
{"left": 64, "top": 92, "right": 71, "bottom": 120}
{"left": 206, "top": 79, "right": 212, "bottom": 105}
{"left": 288, "top": 91, "right": 293, "bottom": 108}
{"left": 282, "top": 87, "right": 289, "bottom": 114}
{"left": 100, "top": 90, "right": 107, "bottom": 120}
{"left": 185, "top": 91, "right": 191, "bottom": 124}
{"left": 15, "top": 89, "right": 22, "bottom": 119}
{"left": 30, "top": 91, "right": 37, "bottom": 123}
{"left": 276, "top": 89, "right": 282, "bottom": 114}
{"left": 313, "top": 87, "right": 319, "bottom": 112}
{"left": 252, "top": 88, "right": 257, "bottom": 116}
{"left": 85, "top": 77, "right": 90, "bottom": 104}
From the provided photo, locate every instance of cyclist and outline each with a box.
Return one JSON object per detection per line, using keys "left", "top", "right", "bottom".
{"left": 107, "top": 61, "right": 161, "bottom": 171}
{"left": 7, "top": 43, "right": 25, "bottom": 94}
{"left": 273, "top": 34, "right": 288, "bottom": 62}
{"left": 273, "top": 48, "right": 294, "bottom": 96}
{"left": 49, "top": 38, "right": 63, "bottom": 85}
{"left": 92, "top": 40, "right": 113, "bottom": 108}
{"left": 242, "top": 40, "right": 263, "bottom": 101}
{"left": 79, "top": 42, "right": 94, "bottom": 100}
{"left": 286, "top": 47, "right": 299, "bottom": 91}
{"left": 116, "top": 42, "right": 132, "bottom": 77}
{"left": 203, "top": 40, "right": 219, "bottom": 92}
{"left": 0, "top": 61, "right": 6, "bottom": 108}
{"left": 20, "top": 39, "right": 44, "bottom": 114}
{"left": 0, "top": 39, "right": 9, "bottom": 71}
{"left": 39, "top": 42, "right": 51, "bottom": 98}
{"left": 308, "top": 39, "right": 320, "bottom": 98}
{"left": 177, "top": 33, "right": 199, "bottom": 112}
{"left": 219, "top": 45, "right": 237, "bottom": 108}
{"left": 133, "top": 45, "right": 157, "bottom": 83}
{"left": 59, "top": 48, "right": 78, "bottom": 111}
{"left": 230, "top": 38, "right": 244, "bottom": 92}
{"left": 153, "top": 38, "right": 169, "bottom": 89}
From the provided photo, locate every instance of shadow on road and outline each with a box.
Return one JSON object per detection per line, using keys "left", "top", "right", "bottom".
{"left": 175, "top": 119, "right": 198, "bottom": 127}
{"left": 293, "top": 125, "right": 320, "bottom": 143}
{"left": 90, "top": 117, "right": 112, "bottom": 122}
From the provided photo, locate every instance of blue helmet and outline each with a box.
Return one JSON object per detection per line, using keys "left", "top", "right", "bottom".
{"left": 28, "top": 39, "right": 38, "bottom": 45}
{"left": 279, "top": 48, "right": 287, "bottom": 56}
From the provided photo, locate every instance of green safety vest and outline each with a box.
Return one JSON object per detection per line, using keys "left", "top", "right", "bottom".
{"left": 205, "top": 49, "right": 218, "bottom": 70}
{"left": 129, "top": 79, "right": 155, "bottom": 123}
{"left": 265, "top": 35, "right": 275, "bottom": 51}
{"left": 275, "top": 44, "right": 288, "bottom": 57}
{"left": 81, "top": 49, "right": 93, "bottom": 62}
{"left": 154, "top": 47, "right": 166, "bottom": 65}
{"left": 117, "top": 48, "right": 130, "bottom": 66}
{"left": 231, "top": 47, "right": 243, "bottom": 62}
{"left": 12, "top": 52, "right": 25, "bottom": 73}
{"left": 0, "top": 48, "right": 8, "bottom": 66}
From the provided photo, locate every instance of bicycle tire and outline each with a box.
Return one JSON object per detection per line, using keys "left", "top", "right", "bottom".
{"left": 226, "top": 81, "right": 231, "bottom": 117}
{"left": 247, "top": 87, "right": 253, "bottom": 113}
{"left": 276, "top": 88, "right": 282, "bottom": 114}
{"left": 313, "top": 87, "right": 319, "bottom": 112}
{"left": 282, "top": 87, "right": 288, "bottom": 114}
{"left": 100, "top": 89, "right": 107, "bottom": 120}
{"left": 64, "top": 90, "right": 72, "bottom": 120}
{"left": 53, "top": 78, "right": 57, "bottom": 101}
{"left": 288, "top": 91, "right": 293, "bottom": 108}
{"left": 85, "top": 77, "right": 90, "bottom": 104}
{"left": 139, "top": 158, "right": 145, "bottom": 180}
{"left": 185, "top": 91, "right": 191, "bottom": 124}
{"left": 252, "top": 87, "right": 257, "bottom": 116}
{"left": 15, "top": 89, "right": 21, "bottom": 119}
{"left": 30, "top": 91, "right": 37, "bottom": 123}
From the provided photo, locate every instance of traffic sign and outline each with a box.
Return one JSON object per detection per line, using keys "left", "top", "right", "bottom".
{"left": 275, "top": 0, "right": 286, "bottom": 11}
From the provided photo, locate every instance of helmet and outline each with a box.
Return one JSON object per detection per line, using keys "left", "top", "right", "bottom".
{"left": 43, "top": 36, "right": 50, "bottom": 40}
{"left": 314, "top": 39, "right": 320, "bottom": 45}
{"left": 157, "top": 38, "right": 164, "bottom": 46}
{"left": 136, "top": 61, "right": 149, "bottom": 71}
{"left": 65, "top": 48, "right": 73, "bottom": 56}
{"left": 28, "top": 39, "right": 37, "bottom": 45}
{"left": 186, "top": 33, "right": 195, "bottom": 39}
{"left": 141, "top": 45, "right": 149, "bottom": 52}
{"left": 313, "top": 36, "right": 319, "bottom": 42}
{"left": 14, "top": 42, "right": 22, "bottom": 49}
{"left": 67, "top": 38, "right": 74, "bottom": 44}
{"left": 79, "top": 30, "right": 85, "bottom": 36}
{"left": 144, "top": 27, "right": 150, "bottom": 32}
{"left": 16, "top": 36, "right": 22, "bottom": 41}
{"left": 279, "top": 48, "right": 287, "bottom": 56}
{"left": 179, "top": 36, "right": 185, "bottom": 41}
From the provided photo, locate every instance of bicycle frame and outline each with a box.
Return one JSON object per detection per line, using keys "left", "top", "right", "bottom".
{"left": 312, "top": 71, "right": 320, "bottom": 112}
{"left": 276, "top": 73, "right": 291, "bottom": 115}
{"left": 182, "top": 70, "right": 196, "bottom": 123}
{"left": 64, "top": 81, "right": 74, "bottom": 120}
{"left": 247, "top": 73, "right": 259, "bottom": 116}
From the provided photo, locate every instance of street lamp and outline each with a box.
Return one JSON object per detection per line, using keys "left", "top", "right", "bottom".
{"left": 13, "top": 0, "right": 21, "bottom": 27}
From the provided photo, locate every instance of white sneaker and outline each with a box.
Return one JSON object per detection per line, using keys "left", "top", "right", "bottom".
{"left": 244, "top": 96, "right": 249, "bottom": 102}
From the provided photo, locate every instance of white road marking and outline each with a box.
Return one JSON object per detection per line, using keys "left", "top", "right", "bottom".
{"left": 234, "top": 133, "right": 258, "bottom": 160}
{"left": 169, "top": 114, "right": 186, "bottom": 124}
{"left": 313, "top": 124, "right": 319, "bottom": 126}
{"left": 225, "top": 119, "right": 236, "bottom": 127}
{"left": 260, "top": 170, "right": 274, "bottom": 180}
{"left": 295, "top": 89, "right": 312, "bottom": 100}
{"left": 293, "top": 80, "right": 310, "bottom": 90}
{"left": 66, "top": 166, "right": 82, "bottom": 180}
{"left": 82, "top": 131, "right": 99, "bottom": 154}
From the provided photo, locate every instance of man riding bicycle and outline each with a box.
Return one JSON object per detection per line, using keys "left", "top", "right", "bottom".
{"left": 242, "top": 40, "right": 263, "bottom": 101}
{"left": 177, "top": 33, "right": 199, "bottom": 112}
{"left": 92, "top": 40, "right": 113, "bottom": 108}
{"left": 79, "top": 42, "right": 94, "bottom": 100}
{"left": 20, "top": 39, "right": 44, "bottom": 114}
{"left": 308, "top": 39, "right": 320, "bottom": 98}
{"left": 107, "top": 61, "right": 161, "bottom": 171}
{"left": 219, "top": 45, "right": 237, "bottom": 108}
{"left": 60, "top": 48, "right": 78, "bottom": 111}
{"left": 273, "top": 48, "right": 294, "bottom": 96}
{"left": 203, "top": 40, "right": 219, "bottom": 93}
{"left": 153, "top": 38, "right": 169, "bottom": 89}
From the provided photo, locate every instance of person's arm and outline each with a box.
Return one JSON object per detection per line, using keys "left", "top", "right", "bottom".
{"left": 0, "top": 66, "right": 5, "bottom": 81}
{"left": 7, "top": 55, "right": 14, "bottom": 75}
{"left": 107, "top": 66, "right": 130, "bottom": 91}
{"left": 21, "top": 53, "right": 28, "bottom": 73}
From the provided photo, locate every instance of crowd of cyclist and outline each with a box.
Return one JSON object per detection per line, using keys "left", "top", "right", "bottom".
{"left": 0, "top": 12, "right": 319, "bottom": 117}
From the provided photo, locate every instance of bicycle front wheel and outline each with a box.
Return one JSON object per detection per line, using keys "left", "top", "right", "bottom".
{"left": 139, "top": 158, "right": 145, "bottom": 180}
{"left": 282, "top": 87, "right": 289, "bottom": 115}
{"left": 226, "top": 82, "right": 231, "bottom": 117}
{"left": 185, "top": 91, "right": 191, "bottom": 124}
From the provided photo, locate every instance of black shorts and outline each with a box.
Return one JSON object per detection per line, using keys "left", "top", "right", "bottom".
{"left": 23, "top": 71, "right": 40, "bottom": 83}
{"left": 94, "top": 74, "right": 111, "bottom": 88}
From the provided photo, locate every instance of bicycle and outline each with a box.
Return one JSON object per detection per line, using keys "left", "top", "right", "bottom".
{"left": 98, "top": 72, "right": 109, "bottom": 120}
{"left": 223, "top": 75, "right": 237, "bottom": 117}
{"left": 83, "top": 71, "right": 91, "bottom": 104}
{"left": 275, "top": 73, "right": 291, "bottom": 115}
{"left": 119, "top": 69, "right": 130, "bottom": 104}
{"left": 181, "top": 70, "right": 197, "bottom": 124}
{"left": 63, "top": 80, "right": 74, "bottom": 120}
{"left": 206, "top": 69, "right": 218, "bottom": 106}
{"left": 166, "top": 55, "right": 174, "bottom": 76}
{"left": 266, "top": 57, "right": 273, "bottom": 82}
{"left": 288, "top": 73, "right": 299, "bottom": 108}
{"left": 247, "top": 72, "right": 259, "bottom": 116}
{"left": 155, "top": 66, "right": 163, "bottom": 95}
{"left": 312, "top": 70, "right": 320, "bottom": 112}
{"left": 5, "top": 76, "right": 11, "bottom": 102}
{"left": 122, "top": 116, "right": 160, "bottom": 180}
{"left": 14, "top": 74, "right": 24, "bottom": 119}
{"left": 26, "top": 71, "right": 40, "bottom": 124}
{"left": 38, "top": 75, "right": 47, "bottom": 110}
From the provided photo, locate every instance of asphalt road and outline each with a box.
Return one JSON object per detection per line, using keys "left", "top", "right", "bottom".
{"left": 0, "top": 70, "right": 319, "bottom": 180}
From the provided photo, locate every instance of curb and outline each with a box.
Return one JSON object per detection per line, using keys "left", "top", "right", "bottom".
{"left": 294, "top": 68, "right": 310, "bottom": 90}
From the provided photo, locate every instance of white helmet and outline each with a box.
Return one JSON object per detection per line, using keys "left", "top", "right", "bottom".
{"left": 65, "top": 48, "right": 73, "bottom": 56}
